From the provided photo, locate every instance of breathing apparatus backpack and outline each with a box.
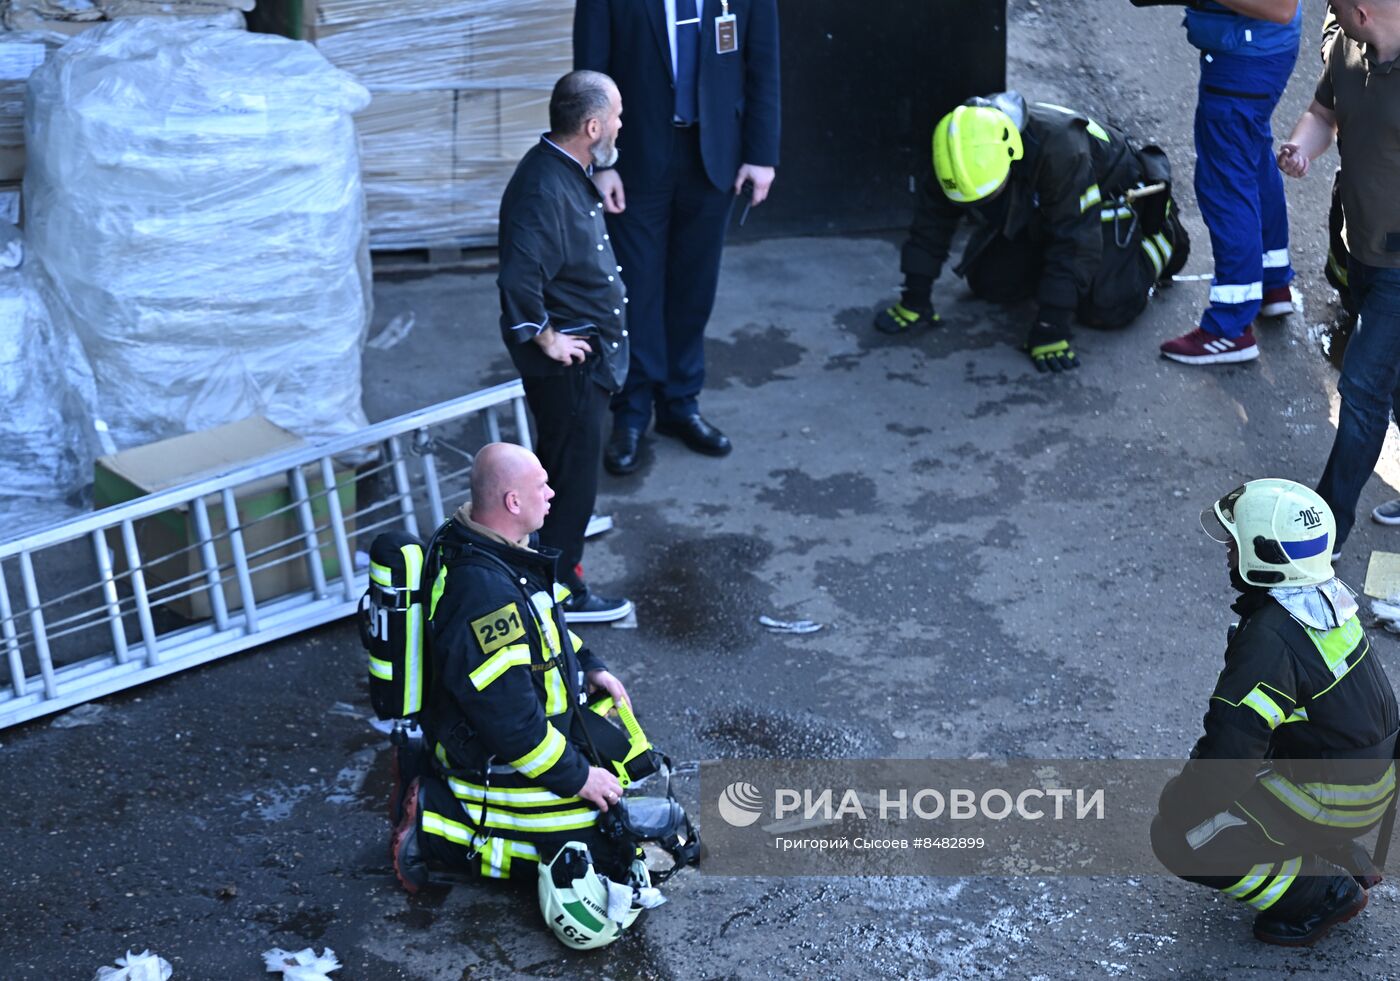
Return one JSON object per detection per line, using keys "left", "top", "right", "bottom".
{"left": 359, "top": 529, "right": 437, "bottom": 724}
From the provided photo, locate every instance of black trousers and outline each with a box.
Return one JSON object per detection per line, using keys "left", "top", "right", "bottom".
{"left": 521, "top": 365, "right": 610, "bottom": 592}
{"left": 1149, "top": 779, "right": 1357, "bottom": 918}
{"left": 605, "top": 125, "right": 735, "bottom": 430}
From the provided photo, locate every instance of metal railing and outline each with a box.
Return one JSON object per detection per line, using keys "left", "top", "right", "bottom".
{"left": 0, "top": 380, "right": 533, "bottom": 730}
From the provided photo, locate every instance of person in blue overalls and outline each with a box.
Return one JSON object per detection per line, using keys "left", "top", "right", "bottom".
{"left": 1137, "top": 0, "right": 1302, "bottom": 365}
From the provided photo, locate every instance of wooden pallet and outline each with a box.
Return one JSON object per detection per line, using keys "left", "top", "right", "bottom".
{"left": 370, "top": 244, "right": 499, "bottom": 276}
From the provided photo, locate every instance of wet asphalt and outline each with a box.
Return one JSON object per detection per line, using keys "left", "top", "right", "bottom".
{"left": 6, "top": 0, "right": 1400, "bottom": 978}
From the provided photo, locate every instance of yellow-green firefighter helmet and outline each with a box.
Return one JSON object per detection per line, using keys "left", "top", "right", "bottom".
{"left": 1201, "top": 478, "right": 1336, "bottom": 587}
{"left": 932, "top": 104, "right": 1024, "bottom": 204}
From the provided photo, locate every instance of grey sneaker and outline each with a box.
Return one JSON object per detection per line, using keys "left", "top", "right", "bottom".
{"left": 1372, "top": 500, "right": 1400, "bottom": 525}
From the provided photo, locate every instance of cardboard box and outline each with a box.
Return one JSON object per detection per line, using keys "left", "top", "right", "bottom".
{"left": 453, "top": 88, "right": 547, "bottom": 163}
{"left": 355, "top": 90, "right": 455, "bottom": 184}
{"left": 93, "top": 416, "right": 355, "bottom": 620}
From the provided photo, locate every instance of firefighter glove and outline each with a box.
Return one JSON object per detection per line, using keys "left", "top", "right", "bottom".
{"left": 1026, "top": 323, "right": 1079, "bottom": 373}
{"left": 873, "top": 301, "right": 939, "bottom": 335}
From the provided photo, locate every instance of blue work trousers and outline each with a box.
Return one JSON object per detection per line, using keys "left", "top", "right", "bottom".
{"left": 1194, "top": 49, "right": 1297, "bottom": 339}
{"left": 1317, "top": 261, "right": 1400, "bottom": 549}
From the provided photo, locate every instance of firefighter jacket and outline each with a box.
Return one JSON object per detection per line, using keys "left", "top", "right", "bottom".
{"left": 421, "top": 516, "right": 608, "bottom": 857}
{"left": 1168, "top": 588, "right": 1399, "bottom": 835}
{"left": 901, "top": 102, "right": 1145, "bottom": 329}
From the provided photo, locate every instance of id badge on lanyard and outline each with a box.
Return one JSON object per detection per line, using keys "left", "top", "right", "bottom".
{"left": 715, "top": 0, "right": 737, "bottom": 54}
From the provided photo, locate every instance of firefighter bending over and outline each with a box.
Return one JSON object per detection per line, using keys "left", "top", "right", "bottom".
{"left": 872, "top": 90, "right": 1189, "bottom": 372}
{"left": 1152, "top": 479, "right": 1398, "bottom": 947}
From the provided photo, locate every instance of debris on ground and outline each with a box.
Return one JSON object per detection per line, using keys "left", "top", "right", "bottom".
{"left": 759, "top": 615, "right": 823, "bottom": 634}
{"left": 93, "top": 950, "right": 171, "bottom": 981}
{"left": 262, "top": 947, "right": 341, "bottom": 980}
{"left": 52, "top": 703, "right": 107, "bottom": 728}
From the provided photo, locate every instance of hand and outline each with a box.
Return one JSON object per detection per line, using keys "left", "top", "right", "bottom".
{"left": 734, "top": 164, "right": 776, "bottom": 206}
{"left": 576, "top": 765, "right": 624, "bottom": 812}
{"left": 1027, "top": 337, "right": 1080, "bottom": 373}
{"left": 533, "top": 326, "right": 591, "bottom": 365}
{"left": 586, "top": 668, "right": 632, "bottom": 711}
{"left": 1277, "top": 142, "right": 1309, "bottom": 179}
{"left": 593, "top": 169, "right": 626, "bottom": 213}
{"left": 873, "top": 301, "right": 939, "bottom": 335}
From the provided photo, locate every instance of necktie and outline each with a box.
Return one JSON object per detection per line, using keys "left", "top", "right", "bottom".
{"left": 674, "top": 0, "right": 701, "bottom": 125}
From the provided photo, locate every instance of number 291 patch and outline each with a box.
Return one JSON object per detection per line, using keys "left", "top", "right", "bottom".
{"left": 472, "top": 603, "right": 526, "bottom": 654}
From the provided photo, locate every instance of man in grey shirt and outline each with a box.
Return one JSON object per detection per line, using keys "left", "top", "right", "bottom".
{"left": 1279, "top": 0, "right": 1400, "bottom": 557}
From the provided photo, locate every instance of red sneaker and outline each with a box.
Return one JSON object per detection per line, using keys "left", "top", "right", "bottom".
{"left": 1260, "top": 286, "right": 1294, "bottom": 318}
{"left": 1160, "top": 326, "right": 1259, "bottom": 365}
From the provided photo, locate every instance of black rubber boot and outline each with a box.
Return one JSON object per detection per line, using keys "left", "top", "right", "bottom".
{"left": 1253, "top": 874, "right": 1368, "bottom": 947}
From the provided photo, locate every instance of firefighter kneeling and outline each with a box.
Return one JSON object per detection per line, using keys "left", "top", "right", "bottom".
{"left": 1152, "top": 479, "right": 1398, "bottom": 947}
{"left": 872, "top": 90, "right": 1189, "bottom": 373}
{"left": 362, "top": 442, "right": 699, "bottom": 949}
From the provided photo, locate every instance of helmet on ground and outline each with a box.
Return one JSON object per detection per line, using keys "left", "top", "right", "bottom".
{"left": 1202, "top": 478, "right": 1335, "bottom": 587}
{"left": 932, "top": 102, "right": 1024, "bottom": 204}
{"left": 538, "top": 841, "right": 650, "bottom": 950}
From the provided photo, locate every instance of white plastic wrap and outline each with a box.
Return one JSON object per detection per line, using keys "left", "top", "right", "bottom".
{"left": 314, "top": 0, "right": 568, "bottom": 248}
{"left": 25, "top": 18, "right": 374, "bottom": 450}
{"left": 3, "top": 0, "right": 249, "bottom": 33}
{"left": 0, "top": 219, "right": 96, "bottom": 535}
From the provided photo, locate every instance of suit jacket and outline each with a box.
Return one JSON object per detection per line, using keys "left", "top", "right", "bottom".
{"left": 573, "top": 0, "right": 781, "bottom": 192}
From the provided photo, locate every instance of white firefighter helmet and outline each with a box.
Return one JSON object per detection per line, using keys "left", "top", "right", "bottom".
{"left": 537, "top": 842, "right": 650, "bottom": 950}
{"left": 1202, "top": 478, "right": 1336, "bottom": 587}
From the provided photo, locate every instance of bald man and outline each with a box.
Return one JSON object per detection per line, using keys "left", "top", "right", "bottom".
{"left": 390, "top": 444, "right": 637, "bottom": 890}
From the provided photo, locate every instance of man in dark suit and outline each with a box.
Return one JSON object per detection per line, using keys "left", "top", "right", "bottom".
{"left": 574, "top": 0, "right": 781, "bottom": 475}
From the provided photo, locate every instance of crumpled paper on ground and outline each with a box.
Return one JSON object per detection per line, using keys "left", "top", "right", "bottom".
{"left": 263, "top": 947, "right": 341, "bottom": 980}
{"left": 93, "top": 950, "right": 172, "bottom": 981}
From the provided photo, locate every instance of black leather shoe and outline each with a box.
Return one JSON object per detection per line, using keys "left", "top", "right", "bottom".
{"left": 654, "top": 414, "right": 732, "bottom": 457}
{"left": 1253, "top": 874, "right": 1368, "bottom": 947}
{"left": 604, "top": 426, "right": 644, "bottom": 475}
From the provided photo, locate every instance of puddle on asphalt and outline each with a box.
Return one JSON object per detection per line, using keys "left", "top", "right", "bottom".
{"left": 254, "top": 903, "right": 335, "bottom": 940}
{"left": 704, "top": 324, "right": 803, "bottom": 389}
{"left": 757, "top": 469, "right": 878, "bottom": 519}
{"left": 623, "top": 529, "right": 772, "bottom": 649}
{"left": 697, "top": 705, "right": 872, "bottom": 758}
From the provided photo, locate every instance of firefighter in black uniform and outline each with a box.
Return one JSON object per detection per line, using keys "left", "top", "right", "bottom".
{"left": 872, "top": 91, "right": 1189, "bottom": 372}
{"left": 391, "top": 442, "right": 635, "bottom": 889}
{"left": 1152, "top": 478, "right": 1398, "bottom": 947}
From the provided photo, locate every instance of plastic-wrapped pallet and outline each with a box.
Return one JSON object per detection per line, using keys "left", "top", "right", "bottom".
{"left": 0, "top": 30, "right": 66, "bottom": 184}
{"left": 311, "top": 0, "right": 570, "bottom": 249}
{"left": 2, "top": 0, "right": 250, "bottom": 33}
{"left": 0, "top": 220, "right": 96, "bottom": 535}
{"left": 25, "top": 18, "right": 374, "bottom": 450}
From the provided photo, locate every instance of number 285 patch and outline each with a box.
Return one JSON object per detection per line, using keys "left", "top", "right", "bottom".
{"left": 472, "top": 602, "right": 526, "bottom": 654}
